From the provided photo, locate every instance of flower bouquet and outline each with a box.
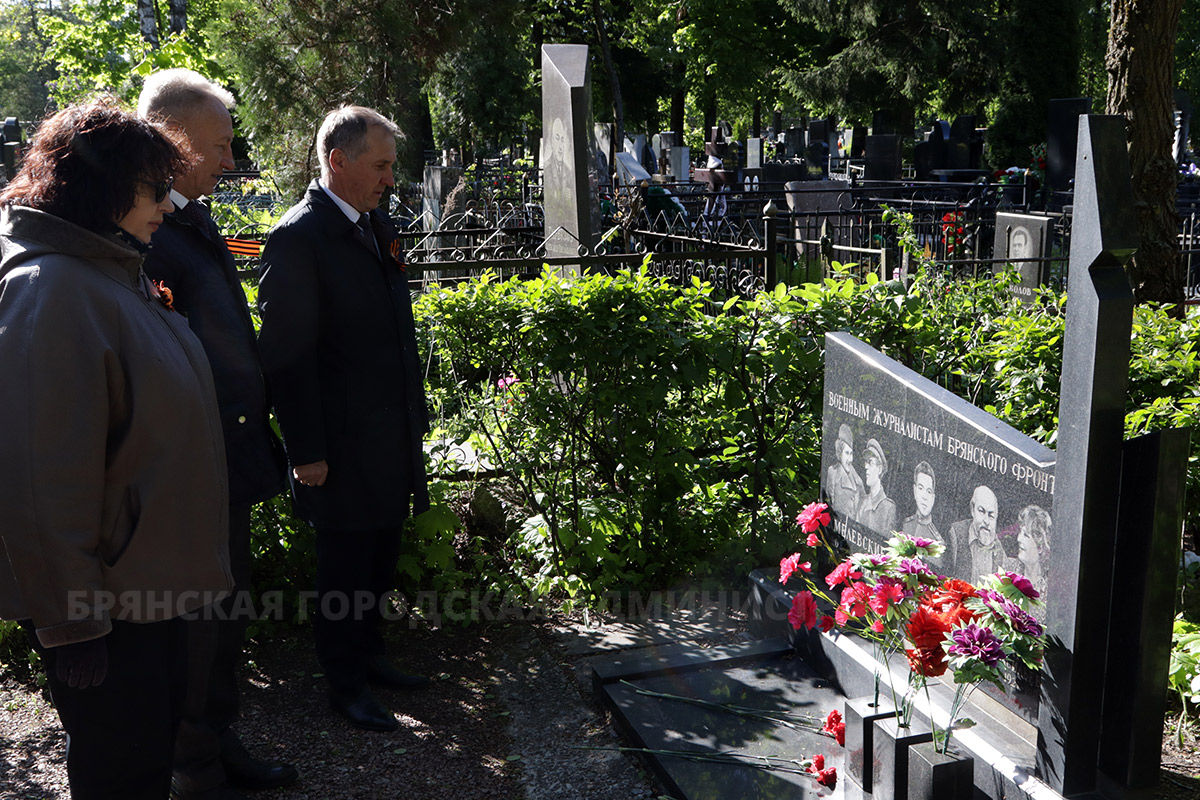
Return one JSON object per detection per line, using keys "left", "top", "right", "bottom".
{"left": 781, "top": 501, "right": 1045, "bottom": 753}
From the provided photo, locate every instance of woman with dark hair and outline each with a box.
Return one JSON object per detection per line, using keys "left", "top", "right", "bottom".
{"left": 0, "top": 98, "right": 233, "bottom": 799}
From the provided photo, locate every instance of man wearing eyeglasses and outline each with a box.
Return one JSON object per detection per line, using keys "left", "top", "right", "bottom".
{"left": 139, "top": 69, "right": 294, "bottom": 800}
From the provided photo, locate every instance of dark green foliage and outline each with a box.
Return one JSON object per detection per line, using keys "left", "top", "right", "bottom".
{"left": 778, "top": 0, "right": 1001, "bottom": 126}
{"left": 426, "top": 0, "right": 536, "bottom": 158}
{"left": 987, "top": 0, "right": 1084, "bottom": 169}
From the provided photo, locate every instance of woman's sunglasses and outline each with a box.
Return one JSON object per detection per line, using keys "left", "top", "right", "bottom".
{"left": 140, "top": 177, "right": 174, "bottom": 203}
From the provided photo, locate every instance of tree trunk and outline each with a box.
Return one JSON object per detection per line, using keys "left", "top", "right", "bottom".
{"left": 137, "top": 0, "right": 159, "bottom": 49}
{"left": 592, "top": 0, "right": 624, "bottom": 155}
{"left": 168, "top": 0, "right": 186, "bottom": 34}
{"left": 1107, "top": 0, "right": 1184, "bottom": 312}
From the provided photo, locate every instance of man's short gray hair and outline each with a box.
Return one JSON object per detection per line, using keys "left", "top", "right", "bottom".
{"left": 317, "top": 106, "right": 401, "bottom": 177}
{"left": 137, "top": 68, "right": 235, "bottom": 121}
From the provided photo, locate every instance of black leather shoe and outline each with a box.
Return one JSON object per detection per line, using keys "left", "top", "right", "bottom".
{"left": 169, "top": 778, "right": 249, "bottom": 800}
{"left": 366, "top": 656, "right": 430, "bottom": 689}
{"left": 221, "top": 733, "right": 299, "bottom": 791}
{"left": 329, "top": 688, "right": 399, "bottom": 732}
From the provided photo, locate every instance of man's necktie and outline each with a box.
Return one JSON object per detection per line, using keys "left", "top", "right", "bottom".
{"left": 177, "top": 198, "right": 211, "bottom": 230}
{"left": 357, "top": 212, "right": 379, "bottom": 258}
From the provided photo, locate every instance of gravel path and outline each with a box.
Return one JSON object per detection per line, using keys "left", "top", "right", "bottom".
{"left": 0, "top": 616, "right": 664, "bottom": 800}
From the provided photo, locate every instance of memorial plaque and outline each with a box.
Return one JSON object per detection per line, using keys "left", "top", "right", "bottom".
{"left": 993, "top": 212, "right": 1052, "bottom": 304}
{"left": 542, "top": 44, "right": 602, "bottom": 262}
{"left": 821, "top": 333, "right": 1055, "bottom": 595}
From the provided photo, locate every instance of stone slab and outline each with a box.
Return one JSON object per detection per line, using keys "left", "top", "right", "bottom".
{"left": 598, "top": 653, "right": 845, "bottom": 799}
{"left": 589, "top": 636, "right": 793, "bottom": 686}
{"left": 559, "top": 610, "right": 747, "bottom": 658}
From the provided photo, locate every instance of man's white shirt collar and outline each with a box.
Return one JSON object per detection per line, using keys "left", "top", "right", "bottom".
{"left": 170, "top": 188, "right": 189, "bottom": 210}
{"left": 319, "top": 180, "right": 362, "bottom": 224}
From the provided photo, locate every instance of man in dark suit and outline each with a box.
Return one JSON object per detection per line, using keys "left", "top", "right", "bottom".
{"left": 257, "top": 106, "right": 430, "bottom": 733}
{"left": 138, "top": 69, "right": 296, "bottom": 799}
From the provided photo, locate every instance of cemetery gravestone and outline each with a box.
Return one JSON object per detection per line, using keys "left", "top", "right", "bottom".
{"left": 784, "top": 180, "right": 851, "bottom": 264}
{"left": 872, "top": 110, "right": 895, "bottom": 136}
{"left": 669, "top": 146, "right": 690, "bottom": 183}
{"left": 421, "top": 164, "right": 461, "bottom": 232}
{"left": 591, "top": 114, "right": 1186, "bottom": 800}
{"left": 948, "top": 115, "right": 976, "bottom": 170}
{"left": 913, "top": 141, "right": 934, "bottom": 181}
{"left": 614, "top": 152, "right": 652, "bottom": 187}
{"left": 1, "top": 117, "right": 21, "bottom": 182}
{"left": 746, "top": 137, "right": 763, "bottom": 169}
{"left": 929, "top": 121, "right": 950, "bottom": 171}
{"left": 851, "top": 125, "right": 868, "bottom": 159}
{"left": 1045, "top": 98, "right": 1092, "bottom": 192}
{"left": 784, "top": 127, "right": 804, "bottom": 159}
{"left": 541, "top": 44, "right": 602, "bottom": 262}
{"left": 805, "top": 140, "right": 829, "bottom": 179}
{"left": 821, "top": 334, "right": 1055, "bottom": 694}
{"left": 865, "top": 134, "right": 902, "bottom": 181}
{"left": 992, "top": 212, "right": 1051, "bottom": 304}
{"left": 594, "top": 122, "right": 614, "bottom": 187}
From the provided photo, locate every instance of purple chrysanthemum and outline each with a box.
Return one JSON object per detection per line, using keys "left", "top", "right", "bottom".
{"left": 948, "top": 624, "right": 1005, "bottom": 666}
{"left": 869, "top": 554, "right": 891, "bottom": 567}
{"left": 911, "top": 536, "right": 935, "bottom": 549}
{"left": 897, "top": 558, "right": 932, "bottom": 577}
{"left": 979, "top": 592, "right": 1045, "bottom": 637}
{"left": 1003, "top": 605, "right": 1044, "bottom": 637}
{"left": 976, "top": 588, "right": 1002, "bottom": 604}
{"left": 1002, "top": 572, "right": 1040, "bottom": 600}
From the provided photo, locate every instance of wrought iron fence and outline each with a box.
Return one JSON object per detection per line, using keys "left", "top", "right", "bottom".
{"left": 215, "top": 169, "right": 1200, "bottom": 302}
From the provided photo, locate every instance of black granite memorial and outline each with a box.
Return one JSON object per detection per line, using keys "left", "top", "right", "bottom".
{"left": 947, "top": 115, "right": 977, "bottom": 170}
{"left": 785, "top": 126, "right": 805, "bottom": 159}
{"left": 864, "top": 135, "right": 902, "bottom": 181}
{"left": 992, "top": 212, "right": 1052, "bottom": 304}
{"left": 541, "top": 44, "right": 601, "bottom": 263}
{"left": 593, "top": 115, "right": 1186, "bottom": 800}
{"left": 851, "top": 126, "right": 868, "bottom": 159}
{"left": 1045, "top": 98, "right": 1092, "bottom": 193}
{"left": 1, "top": 117, "right": 22, "bottom": 182}
{"left": 820, "top": 334, "right": 1056, "bottom": 636}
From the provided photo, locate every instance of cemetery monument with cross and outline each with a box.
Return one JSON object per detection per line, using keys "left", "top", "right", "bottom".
{"left": 592, "top": 115, "right": 1189, "bottom": 800}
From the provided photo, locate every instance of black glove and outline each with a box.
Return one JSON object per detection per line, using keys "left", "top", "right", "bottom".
{"left": 54, "top": 637, "right": 109, "bottom": 689}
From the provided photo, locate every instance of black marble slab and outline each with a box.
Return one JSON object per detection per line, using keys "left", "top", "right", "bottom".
{"left": 599, "top": 652, "right": 845, "bottom": 799}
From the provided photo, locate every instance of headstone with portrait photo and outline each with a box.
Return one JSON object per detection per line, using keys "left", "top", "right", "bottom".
{"left": 541, "top": 44, "right": 602, "bottom": 264}
{"left": 992, "top": 212, "right": 1052, "bottom": 304}
{"left": 821, "top": 332, "right": 1056, "bottom": 721}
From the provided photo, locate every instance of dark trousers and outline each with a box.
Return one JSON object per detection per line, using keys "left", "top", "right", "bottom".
{"left": 314, "top": 524, "right": 403, "bottom": 694}
{"left": 174, "top": 502, "right": 254, "bottom": 788}
{"left": 29, "top": 618, "right": 187, "bottom": 800}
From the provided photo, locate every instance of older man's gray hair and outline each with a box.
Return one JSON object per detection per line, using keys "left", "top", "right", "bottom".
{"left": 316, "top": 106, "right": 402, "bottom": 179}
{"left": 137, "top": 68, "right": 235, "bottom": 121}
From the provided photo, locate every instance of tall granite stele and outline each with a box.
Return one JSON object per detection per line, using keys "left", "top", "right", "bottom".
{"left": 1037, "top": 114, "right": 1135, "bottom": 798}
{"left": 541, "top": 44, "right": 601, "bottom": 269}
